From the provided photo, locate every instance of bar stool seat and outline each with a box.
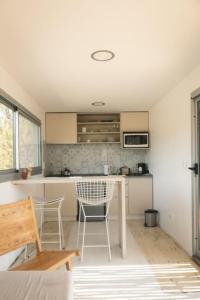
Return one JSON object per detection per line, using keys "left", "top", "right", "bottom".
{"left": 33, "top": 196, "right": 65, "bottom": 250}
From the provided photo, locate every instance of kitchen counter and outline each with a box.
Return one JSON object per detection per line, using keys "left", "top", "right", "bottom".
{"left": 45, "top": 173, "right": 152, "bottom": 178}
{"left": 12, "top": 175, "right": 125, "bottom": 184}
{"left": 126, "top": 173, "right": 152, "bottom": 177}
{"left": 46, "top": 173, "right": 105, "bottom": 177}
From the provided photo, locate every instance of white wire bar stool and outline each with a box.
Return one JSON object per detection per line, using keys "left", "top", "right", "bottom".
{"left": 75, "top": 179, "right": 115, "bottom": 262}
{"left": 33, "top": 197, "right": 65, "bottom": 250}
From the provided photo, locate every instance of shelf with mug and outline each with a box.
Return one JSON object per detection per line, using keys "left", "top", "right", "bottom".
{"left": 77, "top": 121, "right": 120, "bottom": 125}
{"left": 77, "top": 141, "right": 120, "bottom": 144}
{"left": 77, "top": 133, "right": 120, "bottom": 143}
{"left": 77, "top": 132, "right": 120, "bottom": 135}
{"left": 78, "top": 125, "right": 120, "bottom": 134}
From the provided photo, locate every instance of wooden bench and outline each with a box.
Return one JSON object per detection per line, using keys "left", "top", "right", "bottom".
{"left": 0, "top": 197, "right": 79, "bottom": 271}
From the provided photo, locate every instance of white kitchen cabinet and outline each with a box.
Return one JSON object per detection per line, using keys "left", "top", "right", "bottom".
{"left": 109, "top": 177, "right": 152, "bottom": 218}
{"left": 46, "top": 112, "right": 77, "bottom": 144}
{"left": 44, "top": 183, "right": 77, "bottom": 219}
{"left": 128, "top": 177, "right": 152, "bottom": 216}
{"left": 120, "top": 112, "right": 149, "bottom": 132}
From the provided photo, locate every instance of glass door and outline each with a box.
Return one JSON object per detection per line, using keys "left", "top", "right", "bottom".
{"left": 192, "top": 96, "right": 200, "bottom": 261}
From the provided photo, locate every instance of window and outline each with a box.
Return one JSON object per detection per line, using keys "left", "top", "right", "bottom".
{"left": 19, "top": 113, "right": 41, "bottom": 169}
{"left": 0, "top": 94, "right": 41, "bottom": 179}
{"left": 0, "top": 101, "right": 14, "bottom": 171}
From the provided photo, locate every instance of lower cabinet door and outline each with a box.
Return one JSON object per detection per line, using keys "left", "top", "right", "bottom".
{"left": 128, "top": 177, "right": 153, "bottom": 215}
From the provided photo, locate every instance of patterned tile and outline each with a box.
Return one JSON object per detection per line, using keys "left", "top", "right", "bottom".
{"left": 45, "top": 144, "right": 148, "bottom": 175}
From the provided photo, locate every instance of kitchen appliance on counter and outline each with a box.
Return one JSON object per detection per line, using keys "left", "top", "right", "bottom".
{"left": 120, "top": 166, "right": 130, "bottom": 175}
{"left": 123, "top": 132, "right": 149, "bottom": 148}
{"left": 138, "top": 163, "right": 149, "bottom": 174}
{"left": 61, "top": 168, "right": 71, "bottom": 176}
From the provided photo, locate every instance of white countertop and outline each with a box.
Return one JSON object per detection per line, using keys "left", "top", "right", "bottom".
{"left": 12, "top": 174, "right": 125, "bottom": 185}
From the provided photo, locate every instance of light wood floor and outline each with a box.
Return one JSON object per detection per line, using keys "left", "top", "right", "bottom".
{"left": 14, "top": 220, "right": 200, "bottom": 296}
{"left": 128, "top": 220, "right": 200, "bottom": 294}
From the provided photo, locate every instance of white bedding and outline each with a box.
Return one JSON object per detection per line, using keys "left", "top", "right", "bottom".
{"left": 0, "top": 271, "right": 73, "bottom": 300}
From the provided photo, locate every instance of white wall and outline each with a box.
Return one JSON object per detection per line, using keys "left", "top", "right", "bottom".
{"left": 0, "top": 66, "right": 45, "bottom": 269}
{"left": 149, "top": 63, "right": 200, "bottom": 255}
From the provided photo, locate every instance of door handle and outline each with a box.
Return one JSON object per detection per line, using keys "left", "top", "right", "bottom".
{"left": 188, "top": 163, "right": 198, "bottom": 175}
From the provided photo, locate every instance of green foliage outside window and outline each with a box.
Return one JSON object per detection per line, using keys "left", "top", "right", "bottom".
{"left": 19, "top": 114, "right": 40, "bottom": 168}
{"left": 0, "top": 98, "right": 41, "bottom": 174}
{"left": 0, "top": 102, "right": 14, "bottom": 170}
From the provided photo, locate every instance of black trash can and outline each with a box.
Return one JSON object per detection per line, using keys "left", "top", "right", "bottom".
{"left": 144, "top": 209, "right": 158, "bottom": 227}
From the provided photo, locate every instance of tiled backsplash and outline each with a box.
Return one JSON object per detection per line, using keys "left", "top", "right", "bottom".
{"left": 45, "top": 144, "right": 148, "bottom": 175}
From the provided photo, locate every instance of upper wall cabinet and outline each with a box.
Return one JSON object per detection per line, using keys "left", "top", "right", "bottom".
{"left": 120, "top": 112, "right": 149, "bottom": 132}
{"left": 45, "top": 113, "right": 77, "bottom": 144}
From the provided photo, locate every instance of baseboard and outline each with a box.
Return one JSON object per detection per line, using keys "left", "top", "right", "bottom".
{"left": 126, "top": 215, "right": 145, "bottom": 220}
{"left": 45, "top": 215, "right": 144, "bottom": 222}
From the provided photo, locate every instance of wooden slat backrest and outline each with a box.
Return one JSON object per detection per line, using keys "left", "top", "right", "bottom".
{"left": 0, "top": 197, "right": 41, "bottom": 256}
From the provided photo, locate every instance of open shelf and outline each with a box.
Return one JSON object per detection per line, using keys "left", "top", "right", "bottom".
{"left": 77, "top": 132, "right": 120, "bottom": 135}
{"left": 77, "top": 113, "right": 120, "bottom": 144}
{"left": 77, "top": 122, "right": 120, "bottom": 125}
{"left": 78, "top": 142, "right": 120, "bottom": 144}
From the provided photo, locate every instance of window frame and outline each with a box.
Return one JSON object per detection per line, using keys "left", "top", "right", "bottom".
{"left": 0, "top": 89, "right": 42, "bottom": 182}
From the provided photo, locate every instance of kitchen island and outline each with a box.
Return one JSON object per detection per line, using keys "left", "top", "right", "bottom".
{"left": 12, "top": 175, "right": 127, "bottom": 258}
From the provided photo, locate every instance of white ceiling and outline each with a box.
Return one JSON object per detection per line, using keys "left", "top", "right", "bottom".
{"left": 0, "top": 0, "right": 200, "bottom": 112}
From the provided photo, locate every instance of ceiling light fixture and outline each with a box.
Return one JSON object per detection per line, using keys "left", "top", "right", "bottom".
{"left": 91, "top": 101, "right": 105, "bottom": 107}
{"left": 91, "top": 50, "right": 115, "bottom": 61}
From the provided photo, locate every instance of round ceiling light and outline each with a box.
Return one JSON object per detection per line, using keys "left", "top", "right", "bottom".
{"left": 91, "top": 101, "right": 105, "bottom": 107}
{"left": 91, "top": 50, "right": 115, "bottom": 61}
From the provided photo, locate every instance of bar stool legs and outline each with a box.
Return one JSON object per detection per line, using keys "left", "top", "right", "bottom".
{"left": 34, "top": 196, "right": 65, "bottom": 250}
{"left": 58, "top": 208, "right": 65, "bottom": 250}
{"left": 105, "top": 218, "right": 111, "bottom": 261}
{"left": 81, "top": 215, "right": 86, "bottom": 262}
{"left": 77, "top": 205, "right": 81, "bottom": 248}
{"left": 77, "top": 202, "right": 112, "bottom": 262}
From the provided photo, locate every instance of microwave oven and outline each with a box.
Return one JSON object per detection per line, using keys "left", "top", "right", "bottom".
{"left": 123, "top": 132, "right": 149, "bottom": 148}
